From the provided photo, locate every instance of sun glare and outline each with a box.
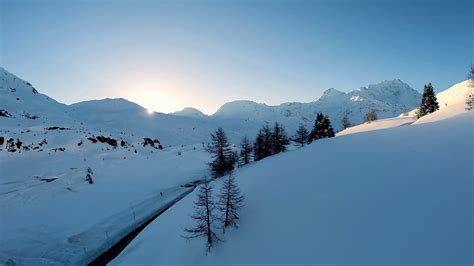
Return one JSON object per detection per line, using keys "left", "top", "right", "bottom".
{"left": 145, "top": 109, "right": 154, "bottom": 115}
{"left": 116, "top": 74, "right": 186, "bottom": 114}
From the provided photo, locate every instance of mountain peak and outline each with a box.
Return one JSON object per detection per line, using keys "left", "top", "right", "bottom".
{"left": 171, "top": 107, "right": 207, "bottom": 118}
{"left": 213, "top": 100, "right": 266, "bottom": 117}
{"left": 318, "top": 88, "right": 346, "bottom": 101}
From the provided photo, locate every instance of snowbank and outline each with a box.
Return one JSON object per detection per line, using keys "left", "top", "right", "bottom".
{"left": 113, "top": 111, "right": 473, "bottom": 265}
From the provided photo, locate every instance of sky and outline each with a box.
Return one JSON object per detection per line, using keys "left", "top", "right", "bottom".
{"left": 1, "top": 0, "right": 472, "bottom": 115}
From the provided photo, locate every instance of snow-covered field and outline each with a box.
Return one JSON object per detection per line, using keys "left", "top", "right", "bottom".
{"left": 0, "top": 141, "right": 211, "bottom": 264}
{"left": 1, "top": 64, "right": 472, "bottom": 265}
{"left": 113, "top": 102, "right": 473, "bottom": 265}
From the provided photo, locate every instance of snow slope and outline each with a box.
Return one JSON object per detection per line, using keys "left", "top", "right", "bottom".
{"left": 337, "top": 115, "right": 416, "bottom": 136}
{"left": 0, "top": 140, "right": 211, "bottom": 264}
{"left": 0, "top": 68, "right": 70, "bottom": 126}
{"left": 338, "top": 79, "right": 472, "bottom": 136}
{"left": 415, "top": 80, "right": 472, "bottom": 124}
{"left": 113, "top": 109, "right": 473, "bottom": 265}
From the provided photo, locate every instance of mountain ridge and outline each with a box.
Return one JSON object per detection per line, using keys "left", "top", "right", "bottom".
{"left": 1, "top": 67, "right": 426, "bottom": 145}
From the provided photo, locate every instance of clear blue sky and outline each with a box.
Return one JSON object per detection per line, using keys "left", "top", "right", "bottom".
{"left": 1, "top": 0, "right": 472, "bottom": 114}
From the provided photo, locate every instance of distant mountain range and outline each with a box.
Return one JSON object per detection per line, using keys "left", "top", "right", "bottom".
{"left": 0, "top": 67, "right": 421, "bottom": 145}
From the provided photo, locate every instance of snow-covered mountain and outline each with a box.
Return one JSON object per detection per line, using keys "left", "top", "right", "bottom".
{"left": 1, "top": 65, "right": 472, "bottom": 265}
{"left": 0, "top": 68, "right": 70, "bottom": 125}
{"left": 171, "top": 107, "right": 208, "bottom": 118}
{"left": 210, "top": 79, "right": 421, "bottom": 133}
{"left": 1, "top": 67, "right": 421, "bottom": 147}
{"left": 111, "top": 82, "right": 473, "bottom": 265}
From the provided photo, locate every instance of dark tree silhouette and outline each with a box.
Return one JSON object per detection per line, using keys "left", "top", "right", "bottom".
{"left": 341, "top": 113, "right": 351, "bottom": 130}
{"left": 184, "top": 177, "right": 219, "bottom": 252}
{"left": 417, "top": 83, "right": 439, "bottom": 118}
{"left": 271, "top": 122, "right": 289, "bottom": 154}
{"left": 466, "top": 64, "right": 474, "bottom": 110}
{"left": 207, "top": 128, "right": 237, "bottom": 177}
{"left": 294, "top": 124, "right": 309, "bottom": 147}
{"left": 85, "top": 167, "right": 94, "bottom": 184}
{"left": 253, "top": 125, "right": 273, "bottom": 161}
{"left": 217, "top": 172, "right": 244, "bottom": 233}
{"left": 309, "top": 113, "right": 335, "bottom": 142}
{"left": 363, "top": 110, "right": 378, "bottom": 123}
{"left": 239, "top": 136, "right": 253, "bottom": 166}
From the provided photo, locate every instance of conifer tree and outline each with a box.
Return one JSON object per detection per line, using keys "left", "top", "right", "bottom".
{"left": 253, "top": 131, "right": 265, "bottom": 161}
{"left": 239, "top": 136, "right": 253, "bottom": 166}
{"left": 294, "top": 124, "right": 309, "bottom": 147}
{"left": 184, "top": 177, "right": 219, "bottom": 252}
{"left": 309, "top": 113, "right": 335, "bottom": 142}
{"left": 217, "top": 172, "right": 244, "bottom": 233}
{"left": 341, "top": 113, "right": 351, "bottom": 130}
{"left": 363, "top": 110, "right": 378, "bottom": 123}
{"left": 466, "top": 64, "right": 474, "bottom": 110}
{"left": 417, "top": 83, "right": 439, "bottom": 118}
{"left": 271, "top": 122, "right": 290, "bottom": 154}
{"left": 207, "top": 128, "right": 237, "bottom": 177}
{"left": 253, "top": 125, "right": 273, "bottom": 161}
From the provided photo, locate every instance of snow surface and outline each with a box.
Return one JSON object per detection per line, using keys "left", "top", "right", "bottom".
{"left": 1, "top": 66, "right": 472, "bottom": 265}
{"left": 338, "top": 80, "right": 472, "bottom": 136}
{"left": 113, "top": 110, "right": 473, "bottom": 265}
{"left": 0, "top": 137, "right": 211, "bottom": 264}
{"left": 414, "top": 80, "right": 473, "bottom": 125}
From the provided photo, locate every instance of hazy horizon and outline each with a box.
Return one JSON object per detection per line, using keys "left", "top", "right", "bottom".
{"left": 1, "top": 0, "right": 472, "bottom": 114}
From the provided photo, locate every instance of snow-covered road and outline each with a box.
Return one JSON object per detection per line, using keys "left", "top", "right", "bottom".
{"left": 89, "top": 184, "right": 198, "bottom": 265}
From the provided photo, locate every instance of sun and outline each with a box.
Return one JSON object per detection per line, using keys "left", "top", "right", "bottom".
{"left": 145, "top": 109, "right": 154, "bottom": 115}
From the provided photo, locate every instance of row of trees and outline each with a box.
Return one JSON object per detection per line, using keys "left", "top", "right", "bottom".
{"left": 184, "top": 173, "right": 244, "bottom": 252}
{"left": 192, "top": 112, "right": 336, "bottom": 252}
{"left": 208, "top": 112, "right": 338, "bottom": 176}
{"left": 253, "top": 122, "right": 290, "bottom": 161}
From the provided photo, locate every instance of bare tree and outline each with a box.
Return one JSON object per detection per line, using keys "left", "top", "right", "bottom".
{"left": 218, "top": 171, "right": 245, "bottom": 233}
{"left": 239, "top": 136, "right": 253, "bottom": 166}
{"left": 184, "top": 177, "right": 219, "bottom": 252}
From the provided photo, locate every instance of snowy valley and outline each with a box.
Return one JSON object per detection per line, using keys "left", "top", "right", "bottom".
{"left": 0, "top": 66, "right": 473, "bottom": 265}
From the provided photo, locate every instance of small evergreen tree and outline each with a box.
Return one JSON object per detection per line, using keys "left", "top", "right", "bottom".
{"left": 363, "top": 110, "right": 378, "bottom": 123}
{"left": 253, "top": 125, "right": 273, "bottom": 161}
{"left": 207, "top": 128, "right": 237, "bottom": 177}
{"left": 341, "top": 113, "right": 351, "bottom": 130}
{"left": 184, "top": 177, "right": 219, "bottom": 252}
{"left": 466, "top": 64, "right": 474, "bottom": 110}
{"left": 239, "top": 136, "right": 253, "bottom": 166}
{"left": 217, "top": 172, "right": 244, "bottom": 233}
{"left": 271, "top": 122, "right": 289, "bottom": 154}
{"left": 309, "top": 113, "right": 335, "bottom": 142}
{"left": 85, "top": 167, "right": 94, "bottom": 184}
{"left": 294, "top": 124, "right": 309, "bottom": 147}
{"left": 253, "top": 131, "right": 265, "bottom": 161}
{"left": 417, "top": 83, "right": 439, "bottom": 118}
